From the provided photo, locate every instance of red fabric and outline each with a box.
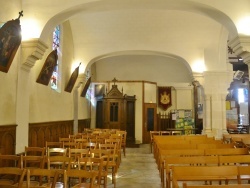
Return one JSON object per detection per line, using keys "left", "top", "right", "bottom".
{"left": 158, "top": 87, "right": 172, "bottom": 110}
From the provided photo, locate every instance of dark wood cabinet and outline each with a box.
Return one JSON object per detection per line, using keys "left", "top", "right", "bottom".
{"left": 96, "top": 84, "right": 136, "bottom": 141}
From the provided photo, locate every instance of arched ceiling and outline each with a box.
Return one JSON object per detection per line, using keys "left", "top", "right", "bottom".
{"left": 35, "top": 0, "right": 239, "bottom": 80}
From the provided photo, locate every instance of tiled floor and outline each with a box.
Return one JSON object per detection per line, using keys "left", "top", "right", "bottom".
{"left": 107, "top": 144, "right": 161, "bottom": 188}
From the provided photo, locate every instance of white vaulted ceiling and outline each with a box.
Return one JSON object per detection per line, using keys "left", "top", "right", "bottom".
{"left": 21, "top": 0, "right": 243, "bottom": 83}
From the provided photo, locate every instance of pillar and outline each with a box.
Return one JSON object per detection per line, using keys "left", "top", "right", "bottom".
{"left": 15, "top": 39, "right": 47, "bottom": 153}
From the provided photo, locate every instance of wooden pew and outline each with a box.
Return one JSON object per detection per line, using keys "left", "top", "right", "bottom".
{"left": 196, "top": 143, "right": 234, "bottom": 149}
{"left": 158, "top": 149, "right": 205, "bottom": 170}
{"left": 183, "top": 183, "right": 250, "bottom": 188}
{"left": 163, "top": 156, "right": 219, "bottom": 188}
{"left": 205, "top": 148, "right": 249, "bottom": 156}
{"left": 219, "top": 155, "right": 250, "bottom": 166}
{"left": 238, "top": 165, "right": 250, "bottom": 184}
{"left": 171, "top": 166, "right": 238, "bottom": 188}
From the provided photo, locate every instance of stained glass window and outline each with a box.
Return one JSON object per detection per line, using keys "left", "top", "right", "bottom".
{"left": 51, "top": 25, "right": 60, "bottom": 90}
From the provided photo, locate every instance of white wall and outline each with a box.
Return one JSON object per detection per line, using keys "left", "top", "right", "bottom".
{"left": 0, "top": 0, "right": 21, "bottom": 125}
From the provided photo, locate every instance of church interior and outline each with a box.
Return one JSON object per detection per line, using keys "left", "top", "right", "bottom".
{"left": 0, "top": 1, "right": 250, "bottom": 187}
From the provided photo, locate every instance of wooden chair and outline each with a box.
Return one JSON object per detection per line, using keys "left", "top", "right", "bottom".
{"left": 24, "top": 146, "right": 45, "bottom": 157}
{"left": 150, "top": 131, "right": 161, "bottom": 153}
{"left": 68, "top": 148, "right": 89, "bottom": 168}
{"left": 77, "top": 157, "right": 104, "bottom": 186}
{"left": 115, "top": 130, "right": 127, "bottom": 157}
{"left": 0, "top": 155, "right": 21, "bottom": 168}
{"left": 105, "top": 138, "right": 122, "bottom": 167}
{"left": 0, "top": 167, "right": 27, "bottom": 188}
{"left": 63, "top": 169, "right": 99, "bottom": 188}
{"left": 47, "top": 148, "right": 67, "bottom": 157}
{"left": 47, "top": 156, "right": 72, "bottom": 170}
{"left": 89, "top": 149, "right": 111, "bottom": 188}
{"left": 74, "top": 138, "right": 89, "bottom": 148}
{"left": 160, "top": 131, "right": 171, "bottom": 136}
{"left": 26, "top": 168, "right": 63, "bottom": 188}
{"left": 171, "top": 130, "right": 182, "bottom": 135}
{"left": 59, "top": 138, "right": 77, "bottom": 149}
{"left": 45, "top": 142, "right": 63, "bottom": 156}
{"left": 99, "top": 143, "right": 118, "bottom": 188}
{"left": 21, "top": 155, "right": 46, "bottom": 187}
{"left": 21, "top": 155, "right": 45, "bottom": 169}
{"left": 45, "top": 142, "right": 63, "bottom": 149}
{"left": 80, "top": 142, "right": 97, "bottom": 150}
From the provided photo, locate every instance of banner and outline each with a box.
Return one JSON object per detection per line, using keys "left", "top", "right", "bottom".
{"left": 158, "top": 87, "right": 172, "bottom": 110}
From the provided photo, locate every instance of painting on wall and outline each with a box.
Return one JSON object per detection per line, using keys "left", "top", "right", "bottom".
{"left": 81, "top": 77, "right": 91, "bottom": 97}
{"left": 95, "top": 84, "right": 105, "bottom": 98}
{"left": 0, "top": 11, "right": 23, "bottom": 73}
{"left": 158, "top": 86, "right": 172, "bottom": 110}
{"left": 65, "top": 63, "right": 81, "bottom": 93}
{"left": 36, "top": 49, "right": 58, "bottom": 86}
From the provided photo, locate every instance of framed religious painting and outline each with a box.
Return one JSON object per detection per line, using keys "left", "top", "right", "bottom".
{"left": 0, "top": 12, "right": 23, "bottom": 73}
{"left": 36, "top": 49, "right": 58, "bottom": 85}
{"left": 65, "top": 63, "right": 81, "bottom": 93}
{"left": 158, "top": 86, "right": 172, "bottom": 111}
{"left": 81, "top": 77, "right": 91, "bottom": 97}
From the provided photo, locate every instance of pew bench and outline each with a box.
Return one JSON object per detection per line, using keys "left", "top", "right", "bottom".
{"left": 171, "top": 166, "right": 239, "bottom": 188}
{"left": 183, "top": 183, "right": 250, "bottom": 188}
{"left": 163, "top": 156, "right": 219, "bottom": 188}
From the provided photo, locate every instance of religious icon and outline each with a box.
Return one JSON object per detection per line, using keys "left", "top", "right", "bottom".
{"left": 36, "top": 49, "right": 58, "bottom": 85}
{"left": 65, "top": 63, "right": 81, "bottom": 93}
{"left": 0, "top": 11, "right": 23, "bottom": 73}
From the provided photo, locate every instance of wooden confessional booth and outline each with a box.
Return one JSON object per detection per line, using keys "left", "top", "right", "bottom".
{"left": 96, "top": 83, "right": 136, "bottom": 142}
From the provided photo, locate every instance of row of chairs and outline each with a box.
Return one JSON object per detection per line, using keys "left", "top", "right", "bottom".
{"left": 0, "top": 167, "right": 99, "bottom": 188}
{"left": 58, "top": 130, "right": 127, "bottom": 157}
{"left": 0, "top": 140, "right": 120, "bottom": 187}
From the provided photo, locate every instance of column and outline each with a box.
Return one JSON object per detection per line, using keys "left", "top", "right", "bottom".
{"left": 203, "top": 94, "right": 212, "bottom": 135}
{"left": 15, "top": 39, "right": 47, "bottom": 153}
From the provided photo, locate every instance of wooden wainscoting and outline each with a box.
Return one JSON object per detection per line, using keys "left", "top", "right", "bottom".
{"left": 0, "top": 125, "right": 17, "bottom": 155}
{"left": 29, "top": 120, "right": 73, "bottom": 147}
{"left": 29, "top": 119, "right": 91, "bottom": 147}
{"left": 78, "top": 118, "right": 91, "bottom": 133}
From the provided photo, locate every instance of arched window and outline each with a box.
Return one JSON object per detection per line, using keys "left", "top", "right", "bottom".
{"left": 51, "top": 25, "right": 60, "bottom": 91}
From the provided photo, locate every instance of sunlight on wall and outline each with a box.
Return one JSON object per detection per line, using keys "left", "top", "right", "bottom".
{"left": 237, "top": 16, "right": 250, "bottom": 35}
{"left": 71, "top": 60, "right": 86, "bottom": 74}
{"left": 21, "top": 19, "right": 41, "bottom": 40}
{"left": 192, "top": 59, "right": 206, "bottom": 73}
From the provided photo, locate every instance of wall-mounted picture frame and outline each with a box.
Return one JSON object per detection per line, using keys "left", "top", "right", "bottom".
{"left": 65, "top": 63, "right": 81, "bottom": 93}
{"left": 0, "top": 15, "right": 22, "bottom": 73}
{"left": 95, "top": 84, "right": 105, "bottom": 98}
{"left": 81, "top": 77, "right": 91, "bottom": 97}
{"left": 36, "top": 49, "right": 58, "bottom": 86}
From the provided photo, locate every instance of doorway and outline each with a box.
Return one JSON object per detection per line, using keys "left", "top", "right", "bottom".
{"left": 143, "top": 103, "right": 157, "bottom": 144}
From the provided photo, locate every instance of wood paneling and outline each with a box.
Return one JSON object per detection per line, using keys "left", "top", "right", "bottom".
{"left": 0, "top": 125, "right": 16, "bottom": 155}
{"left": 29, "top": 119, "right": 91, "bottom": 147}
{"left": 0, "top": 119, "right": 91, "bottom": 155}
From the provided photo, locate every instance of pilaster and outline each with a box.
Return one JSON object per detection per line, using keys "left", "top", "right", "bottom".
{"left": 202, "top": 71, "right": 232, "bottom": 139}
{"left": 15, "top": 39, "right": 48, "bottom": 153}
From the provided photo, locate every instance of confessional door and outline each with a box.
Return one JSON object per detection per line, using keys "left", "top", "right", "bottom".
{"left": 103, "top": 99, "right": 124, "bottom": 130}
{"left": 143, "top": 103, "right": 157, "bottom": 144}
